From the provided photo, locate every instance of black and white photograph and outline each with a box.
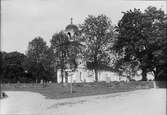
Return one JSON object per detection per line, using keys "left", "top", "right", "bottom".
{"left": 0, "top": 0, "right": 167, "bottom": 114}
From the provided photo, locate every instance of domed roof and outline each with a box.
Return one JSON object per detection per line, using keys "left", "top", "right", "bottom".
{"left": 65, "top": 24, "right": 78, "bottom": 32}
{"left": 65, "top": 18, "right": 78, "bottom": 32}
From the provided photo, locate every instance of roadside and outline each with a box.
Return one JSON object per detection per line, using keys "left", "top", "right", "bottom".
{"left": 0, "top": 88, "right": 166, "bottom": 115}
{"left": 1, "top": 81, "right": 154, "bottom": 99}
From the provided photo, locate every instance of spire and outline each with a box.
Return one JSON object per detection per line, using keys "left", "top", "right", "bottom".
{"left": 70, "top": 17, "right": 73, "bottom": 24}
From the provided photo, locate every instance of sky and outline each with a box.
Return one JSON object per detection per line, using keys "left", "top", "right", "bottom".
{"left": 1, "top": 0, "right": 166, "bottom": 54}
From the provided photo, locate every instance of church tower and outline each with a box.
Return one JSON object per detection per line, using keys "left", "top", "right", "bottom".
{"left": 65, "top": 18, "right": 78, "bottom": 40}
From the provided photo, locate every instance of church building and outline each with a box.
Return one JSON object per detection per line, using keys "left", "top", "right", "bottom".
{"left": 56, "top": 18, "right": 122, "bottom": 83}
{"left": 56, "top": 19, "right": 153, "bottom": 83}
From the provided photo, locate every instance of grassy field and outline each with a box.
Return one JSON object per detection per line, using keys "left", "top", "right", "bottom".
{"left": 1, "top": 81, "right": 154, "bottom": 99}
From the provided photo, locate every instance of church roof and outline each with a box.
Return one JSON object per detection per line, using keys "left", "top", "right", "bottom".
{"left": 65, "top": 18, "right": 78, "bottom": 32}
{"left": 65, "top": 24, "right": 78, "bottom": 32}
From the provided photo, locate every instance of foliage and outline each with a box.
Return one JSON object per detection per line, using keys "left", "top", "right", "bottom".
{"left": 0, "top": 51, "right": 27, "bottom": 83}
{"left": 27, "top": 37, "right": 48, "bottom": 62}
{"left": 80, "top": 14, "right": 114, "bottom": 81}
{"left": 50, "top": 31, "right": 82, "bottom": 83}
{"left": 2, "top": 51, "right": 26, "bottom": 65}
{"left": 113, "top": 6, "right": 167, "bottom": 81}
{"left": 26, "top": 37, "right": 54, "bottom": 82}
{"left": 1, "top": 64, "right": 25, "bottom": 83}
{"left": 1, "top": 6, "right": 166, "bottom": 84}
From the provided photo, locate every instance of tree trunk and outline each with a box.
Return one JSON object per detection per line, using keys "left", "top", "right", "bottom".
{"left": 95, "top": 69, "right": 98, "bottom": 82}
{"left": 80, "top": 72, "right": 82, "bottom": 82}
{"left": 54, "top": 69, "right": 58, "bottom": 83}
{"left": 154, "top": 67, "right": 167, "bottom": 88}
{"left": 152, "top": 70, "right": 158, "bottom": 81}
{"left": 65, "top": 71, "right": 68, "bottom": 83}
{"left": 141, "top": 69, "right": 147, "bottom": 81}
{"left": 61, "top": 68, "right": 64, "bottom": 84}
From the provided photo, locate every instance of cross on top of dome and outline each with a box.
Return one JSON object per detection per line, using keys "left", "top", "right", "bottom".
{"left": 65, "top": 18, "right": 78, "bottom": 33}
{"left": 70, "top": 17, "right": 73, "bottom": 24}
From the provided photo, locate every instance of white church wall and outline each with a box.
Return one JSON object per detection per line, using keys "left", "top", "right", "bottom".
{"left": 57, "top": 69, "right": 121, "bottom": 83}
{"left": 98, "top": 71, "right": 120, "bottom": 82}
{"left": 57, "top": 68, "right": 154, "bottom": 83}
{"left": 147, "top": 72, "right": 154, "bottom": 80}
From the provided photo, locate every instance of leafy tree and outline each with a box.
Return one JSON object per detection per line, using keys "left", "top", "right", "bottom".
{"left": 144, "top": 6, "right": 167, "bottom": 80}
{"left": 2, "top": 64, "right": 25, "bottom": 83}
{"left": 43, "top": 47, "right": 56, "bottom": 82}
{"left": 113, "top": 6, "right": 166, "bottom": 81}
{"left": 0, "top": 51, "right": 27, "bottom": 83}
{"left": 50, "top": 31, "right": 82, "bottom": 83}
{"left": 50, "top": 32, "right": 69, "bottom": 83}
{"left": 80, "top": 14, "right": 114, "bottom": 82}
{"left": 26, "top": 37, "right": 53, "bottom": 83}
{"left": 27, "top": 37, "right": 48, "bottom": 62}
{"left": 3, "top": 51, "right": 26, "bottom": 65}
{"left": 153, "top": 40, "right": 167, "bottom": 87}
{"left": 0, "top": 52, "right": 7, "bottom": 75}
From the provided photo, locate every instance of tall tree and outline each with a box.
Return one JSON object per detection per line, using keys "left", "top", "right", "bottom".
{"left": 26, "top": 37, "right": 51, "bottom": 83}
{"left": 50, "top": 31, "right": 82, "bottom": 83}
{"left": 80, "top": 14, "right": 114, "bottom": 82}
{"left": 1, "top": 51, "right": 26, "bottom": 83}
{"left": 50, "top": 32, "right": 69, "bottom": 83}
{"left": 27, "top": 37, "right": 48, "bottom": 63}
{"left": 113, "top": 7, "right": 166, "bottom": 81}
{"left": 144, "top": 6, "right": 167, "bottom": 80}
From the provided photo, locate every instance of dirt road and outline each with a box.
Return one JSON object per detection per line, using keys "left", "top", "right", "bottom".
{"left": 0, "top": 88, "right": 166, "bottom": 115}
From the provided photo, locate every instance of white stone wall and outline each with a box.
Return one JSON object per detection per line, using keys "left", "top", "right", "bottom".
{"left": 57, "top": 68, "right": 122, "bottom": 83}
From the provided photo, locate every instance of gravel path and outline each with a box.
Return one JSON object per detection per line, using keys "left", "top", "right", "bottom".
{"left": 0, "top": 88, "right": 166, "bottom": 115}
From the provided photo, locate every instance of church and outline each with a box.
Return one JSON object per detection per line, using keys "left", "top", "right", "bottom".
{"left": 56, "top": 19, "right": 153, "bottom": 83}
{"left": 55, "top": 18, "right": 125, "bottom": 83}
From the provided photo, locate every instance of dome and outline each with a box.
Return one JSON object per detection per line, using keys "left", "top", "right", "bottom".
{"left": 65, "top": 24, "right": 78, "bottom": 32}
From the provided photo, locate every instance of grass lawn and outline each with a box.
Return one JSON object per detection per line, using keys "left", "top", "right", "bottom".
{"left": 1, "top": 81, "right": 154, "bottom": 99}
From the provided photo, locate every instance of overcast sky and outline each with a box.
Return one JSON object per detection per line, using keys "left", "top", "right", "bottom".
{"left": 1, "top": 0, "right": 166, "bottom": 53}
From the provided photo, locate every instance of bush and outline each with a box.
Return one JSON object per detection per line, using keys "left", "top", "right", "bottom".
{"left": 0, "top": 92, "right": 8, "bottom": 99}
